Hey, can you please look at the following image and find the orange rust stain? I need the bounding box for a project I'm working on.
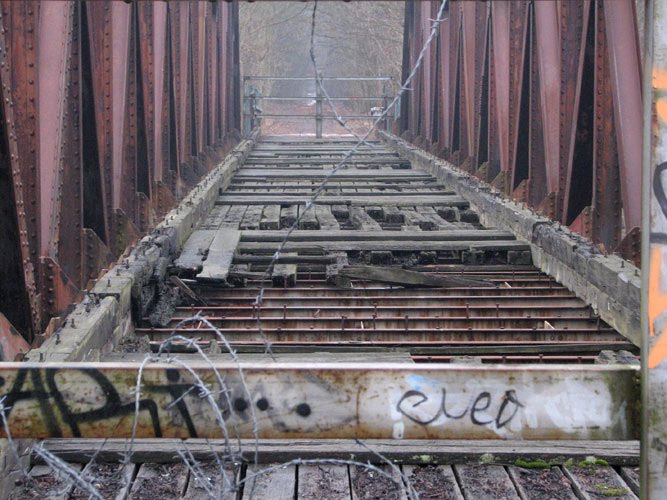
[649,245,667,368]
[654,68,667,89]
[658,100,667,125]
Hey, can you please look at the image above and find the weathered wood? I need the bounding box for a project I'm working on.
[70,463,135,500]
[384,206,405,224]
[104,352,415,364]
[9,463,82,500]
[331,204,350,220]
[0,362,639,440]
[173,230,217,272]
[272,254,297,287]
[351,465,404,500]
[619,467,639,496]
[239,230,515,243]
[260,205,281,230]
[239,205,263,230]
[196,230,241,282]
[234,168,430,179]
[403,465,464,500]
[315,205,340,230]
[221,205,248,229]
[217,195,469,207]
[454,465,519,499]
[280,205,298,228]
[366,206,385,221]
[183,463,238,499]
[129,463,189,499]
[200,205,230,230]
[298,465,350,500]
[237,239,530,254]
[338,266,494,288]
[507,465,577,500]
[298,205,320,230]
[349,207,383,231]
[562,465,637,499]
[242,464,294,500]
[38,439,641,466]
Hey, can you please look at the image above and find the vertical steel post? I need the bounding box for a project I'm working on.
[643,0,667,496]
[242,78,253,138]
[315,77,323,138]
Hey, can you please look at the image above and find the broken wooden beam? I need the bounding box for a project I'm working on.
[338,266,495,288]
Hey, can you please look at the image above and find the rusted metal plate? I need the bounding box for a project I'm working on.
[0,362,638,440]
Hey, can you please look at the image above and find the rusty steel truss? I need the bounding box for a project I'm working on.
[0,1,241,352]
[399,0,643,265]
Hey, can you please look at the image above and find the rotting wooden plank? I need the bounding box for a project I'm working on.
[70,463,136,500]
[38,439,641,467]
[454,465,519,499]
[129,463,189,499]
[298,465,350,500]
[331,204,350,221]
[239,205,263,230]
[403,465,464,500]
[280,205,298,228]
[349,207,383,231]
[562,465,637,499]
[9,463,82,500]
[242,464,294,500]
[173,230,218,272]
[237,239,530,254]
[384,206,405,224]
[260,205,281,230]
[507,466,577,500]
[196,230,241,282]
[239,229,515,242]
[216,195,469,207]
[234,168,431,179]
[337,266,494,288]
[619,467,639,496]
[104,352,416,364]
[315,205,340,230]
[0,363,639,440]
[351,465,404,500]
[298,205,320,230]
[272,253,297,288]
[221,205,248,229]
[183,463,239,499]
[200,205,230,230]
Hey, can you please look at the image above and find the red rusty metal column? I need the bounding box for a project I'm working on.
[644,0,667,495]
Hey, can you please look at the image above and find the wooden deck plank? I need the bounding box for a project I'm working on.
[9,463,82,500]
[260,205,281,230]
[619,467,639,495]
[454,465,519,499]
[403,465,464,500]
[70,463,136,500]
[129,463,189,499]
[280,205,298,228]
[242,464,294,500]
[196,229,241,282]
[298,205,320,230]
[239,230,515,242]
[217,195,469,207]
[349,206,383,231]
[200,205,230,230]
[173,230,217,272]
[562,465,638,499]
[351,465,404,500]
[298,464,350,500]
[239,205,264,230]
[182,463,239,499]
[237,239,530,253]
[508,465,578,500]
[315,205,340,230]
[1,363,638,440]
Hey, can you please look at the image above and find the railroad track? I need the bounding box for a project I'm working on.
[7,136,640,499]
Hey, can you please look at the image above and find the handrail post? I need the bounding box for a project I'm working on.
[315,77,323,138]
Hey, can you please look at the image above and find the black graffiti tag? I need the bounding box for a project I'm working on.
[397,387,524,430]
